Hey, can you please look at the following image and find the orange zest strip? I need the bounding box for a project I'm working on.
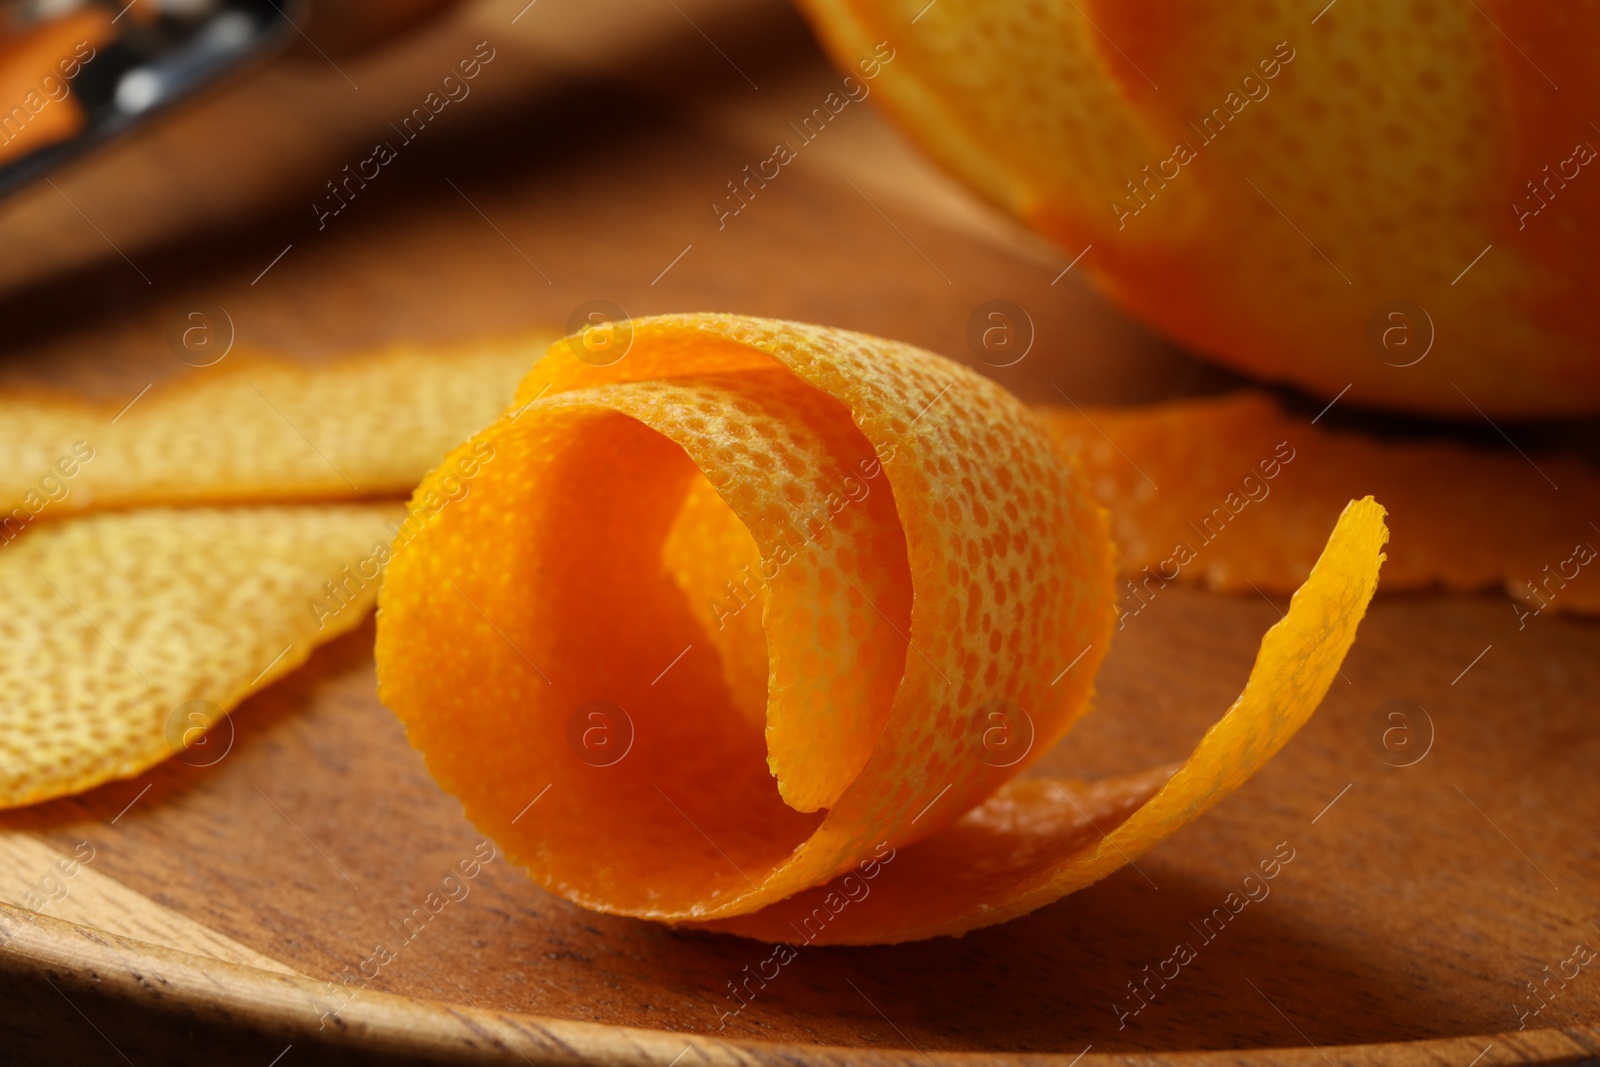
[704,497,1386,943]
[375,314,1384,942]
[0,338,543,533]
[1035,392,1599,619]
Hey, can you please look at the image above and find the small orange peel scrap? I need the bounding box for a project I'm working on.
[375,314,1387,943]
[0,7,114,167]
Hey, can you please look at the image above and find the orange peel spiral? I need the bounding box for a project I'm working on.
[375,314,1387,943]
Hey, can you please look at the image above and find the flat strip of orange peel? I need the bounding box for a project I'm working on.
[375,314,1386,942]
[1034,392,1597,618]
[0,337,542,526]
[0,504,398,808]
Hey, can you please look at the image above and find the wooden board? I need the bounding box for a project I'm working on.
[1,8,1598,1065]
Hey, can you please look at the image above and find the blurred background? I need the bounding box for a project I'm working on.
[0,0,1265,421]
[0,0,1596,441]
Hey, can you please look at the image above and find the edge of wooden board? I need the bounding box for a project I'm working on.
[2,900,1597,1066]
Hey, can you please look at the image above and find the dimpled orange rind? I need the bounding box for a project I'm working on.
[375,314,1387,941]
[1036,392,1599,617]
[794,0,1600,417]
[0,336,543,528]
[0,504,398,808]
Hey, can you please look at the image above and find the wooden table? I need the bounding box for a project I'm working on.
[0,2,1596,1063]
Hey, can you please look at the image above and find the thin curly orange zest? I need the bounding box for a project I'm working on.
[375,315,1386,941]
[705,495,1386,943]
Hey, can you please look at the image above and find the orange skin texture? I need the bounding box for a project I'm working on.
[795,0,1600,417]
[1036,392,1600,619]
[375,315,1388,943]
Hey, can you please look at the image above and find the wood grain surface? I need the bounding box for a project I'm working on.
[0,6,1597,1064]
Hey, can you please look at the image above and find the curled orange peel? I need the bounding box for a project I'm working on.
[374,314,1386,942]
